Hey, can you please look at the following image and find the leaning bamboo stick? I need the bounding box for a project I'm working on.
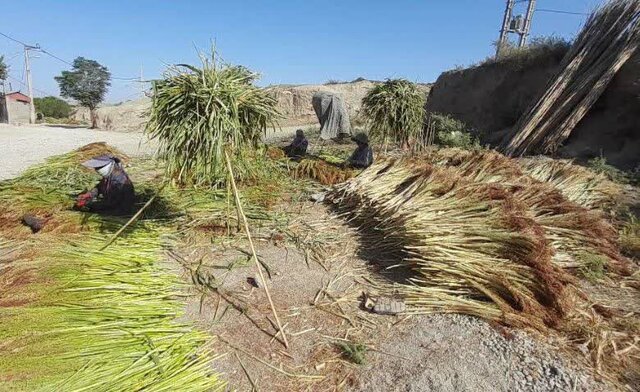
[224,150,290,349]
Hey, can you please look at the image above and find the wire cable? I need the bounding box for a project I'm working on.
[5,74,57,97]
[536,8,589,16]
[1,30,141,81]
[0,31,32,47]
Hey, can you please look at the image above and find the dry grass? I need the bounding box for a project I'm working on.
[327,148,639,383]
[293,159,356,186]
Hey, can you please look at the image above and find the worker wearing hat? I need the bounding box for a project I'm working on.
[75,155,135,215]
[347,132,373,169]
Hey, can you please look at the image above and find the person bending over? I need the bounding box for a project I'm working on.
[75,155,135,215]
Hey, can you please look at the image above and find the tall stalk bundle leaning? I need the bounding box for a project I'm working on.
[145,51,281,186]
[361,79,426,149]
[501,0,640,156]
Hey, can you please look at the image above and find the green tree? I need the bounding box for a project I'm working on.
[34,96,72,119]
[55,57,110,128]
[0,56,7,81]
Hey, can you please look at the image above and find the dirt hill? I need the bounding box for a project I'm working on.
[73,80,431,132]
[425,47,640,170]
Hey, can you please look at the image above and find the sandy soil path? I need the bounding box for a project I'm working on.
[0,124,157,180]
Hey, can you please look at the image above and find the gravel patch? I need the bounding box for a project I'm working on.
[0,124,157,180]
[352,313,611,392]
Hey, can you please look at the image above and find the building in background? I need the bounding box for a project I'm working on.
[0,91,31,124]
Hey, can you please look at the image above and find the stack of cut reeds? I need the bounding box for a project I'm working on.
[517,157,622,209]
[328,149,638,380]
[501,0,640,156]
[293,158,356,186]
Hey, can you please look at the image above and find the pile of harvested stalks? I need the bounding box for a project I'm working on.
[0,144,250,390]
[361,79,426,148]
[328,149,638,381]
[293,159,356,186]
[145,49,281,186]
[517,157,622,209]
[501,0,640,156]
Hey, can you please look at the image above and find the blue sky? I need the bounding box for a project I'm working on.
[1,0,602,103]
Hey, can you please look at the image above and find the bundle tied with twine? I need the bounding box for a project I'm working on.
[500,0,640,156]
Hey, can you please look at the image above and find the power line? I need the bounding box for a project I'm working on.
[5,74,57,96]
[536,8,589,16]
[0,30,141,81]
[0,31,32,47]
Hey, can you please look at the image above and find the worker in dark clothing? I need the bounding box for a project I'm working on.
[347,132,373,168]
[75,155,135,215]
[283,129,309,160]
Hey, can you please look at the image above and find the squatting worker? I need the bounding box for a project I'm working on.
[75,155,135,215]
[347,132,373,169]
[283,129,309,159]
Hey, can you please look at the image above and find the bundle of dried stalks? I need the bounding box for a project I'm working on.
[501,0,640,156]
[329,158,569,329]
[517,157,622,209]
[328,151,638,381]
[423,149,630,274]
[294,159,356,186]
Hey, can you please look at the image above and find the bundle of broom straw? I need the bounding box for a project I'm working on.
[328,151,638,381]
[501,0,640,156]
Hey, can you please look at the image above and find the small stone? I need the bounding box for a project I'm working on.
[315,363,326,371]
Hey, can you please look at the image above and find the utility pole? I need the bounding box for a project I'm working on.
[519,0,537,47]
[497,0,515,57]
[23,44,40,124]
[496,0,536,58]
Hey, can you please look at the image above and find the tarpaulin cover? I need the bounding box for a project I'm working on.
[312,92,352,140]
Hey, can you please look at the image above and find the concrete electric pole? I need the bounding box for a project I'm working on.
[23,44,40,124]
[496,0,536,58]
[519,0,537,47]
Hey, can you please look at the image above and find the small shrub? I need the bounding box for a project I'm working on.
[34,96,72,119]
[481,36,571,69]
[577,251,608,282]
[587,156,629,184]
[428,113,480,149]
[337,341,367,365]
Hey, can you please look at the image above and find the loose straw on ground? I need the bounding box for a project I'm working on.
[224,150,290,349]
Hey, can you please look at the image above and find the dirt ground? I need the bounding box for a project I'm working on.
[0,124,156,180]
[172,199,614,392]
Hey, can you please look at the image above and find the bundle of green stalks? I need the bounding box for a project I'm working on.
[293,158,356,186]
[145,50,281,187]
[361,79,426,148]
[0,144,289,390]
[1,223,226,391]
[517,157,621,209]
